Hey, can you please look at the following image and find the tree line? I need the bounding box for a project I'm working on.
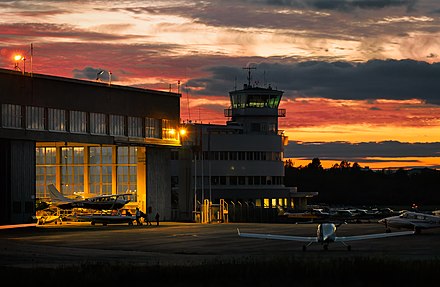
[284,158,440,208]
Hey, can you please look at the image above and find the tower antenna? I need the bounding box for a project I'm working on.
[186,84,191,122]
[242,66,256,87]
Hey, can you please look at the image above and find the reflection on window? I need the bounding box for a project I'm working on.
[110,114,125,136]
[70,111,87,133]
[128,117,143,137]
[145,117,160,138]
[1,104,22,128]
[90,112,107,135]
[26,106,45,130]
[162,119,178,140]
[48,108,66,132]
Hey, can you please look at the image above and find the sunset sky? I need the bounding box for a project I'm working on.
[1,0,439,169]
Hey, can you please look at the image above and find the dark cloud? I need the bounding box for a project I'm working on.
[72,67,116,81]
[191,59,440,105]
[284,140,440,159]
[260,0,418,11]
[0,23,137,42]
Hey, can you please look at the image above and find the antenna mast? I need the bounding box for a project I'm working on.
[242,66,256,87]
[185,84,191,122]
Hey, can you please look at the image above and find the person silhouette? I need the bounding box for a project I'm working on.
[155,212,160,226]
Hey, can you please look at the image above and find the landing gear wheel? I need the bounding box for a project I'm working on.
[302,245,307,251]
[91,221,95,226]
[347,245,351,251]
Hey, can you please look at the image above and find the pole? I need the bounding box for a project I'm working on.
[201,129,204,205]
[208,130,211,202]
[30,43,33,76]
[194,152,197,222]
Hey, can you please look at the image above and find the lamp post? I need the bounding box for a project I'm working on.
[14,55,25,74]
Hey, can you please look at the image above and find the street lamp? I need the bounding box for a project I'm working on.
[14,54,25,74]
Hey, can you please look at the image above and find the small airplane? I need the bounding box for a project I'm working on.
[237,223,415,251]
[47,184,133,211]
[76,214,136,226]
[378,210,440,234]
[276,206,329,222]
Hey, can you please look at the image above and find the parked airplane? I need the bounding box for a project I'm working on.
[47,184,133,211]
[276,206,329,222]
[378,210,440,234]
[76,214,136,226]
[237,223,414,251]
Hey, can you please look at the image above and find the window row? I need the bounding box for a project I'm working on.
[1,104,178,140]
[184,151,282,161]
[194,175,283,186]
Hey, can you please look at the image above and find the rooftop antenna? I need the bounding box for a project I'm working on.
[242,66,256,87]
[186,84,191,122]
[263,70,266,87]
[30,43,33,77]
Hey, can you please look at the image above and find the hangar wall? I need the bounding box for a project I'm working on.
[0,139,35,224]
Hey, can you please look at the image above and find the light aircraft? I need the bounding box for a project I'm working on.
[76,214,136,226]
[47,184,133,211]
[237,223,414,251]
[276,206,329,222]
[378,210,440,234]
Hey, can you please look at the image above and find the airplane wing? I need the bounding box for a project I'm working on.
[237,228,318,242]
[335,230,415,242]
[89,193,135,199]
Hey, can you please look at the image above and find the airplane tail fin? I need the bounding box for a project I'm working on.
[47,184,73,203]
[276,205,285,216]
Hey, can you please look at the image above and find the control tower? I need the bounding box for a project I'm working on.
[224,68,286,135]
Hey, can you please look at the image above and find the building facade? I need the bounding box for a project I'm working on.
[0,68,181,225]
[172,83,317,222]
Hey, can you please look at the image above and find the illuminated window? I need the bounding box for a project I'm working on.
[162,119,178,140]
[26,106,45,130]
[1,104,22,128]
[90,112,107,135]
[117,146,137,197]
[36,147,56,199]
[61,147,84,196]
[263,198,270,208]
[48,108,66,132]
[70,111,87,133]
[271,198,277,208]
[89,146,112,195]
[255,199,261,207]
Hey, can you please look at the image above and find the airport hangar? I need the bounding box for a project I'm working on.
[0,68,181,225]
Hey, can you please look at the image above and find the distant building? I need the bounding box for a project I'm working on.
[172,81,317,221]
[0,68,181,225]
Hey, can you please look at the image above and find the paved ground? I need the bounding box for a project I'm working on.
[1,221,439,268]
